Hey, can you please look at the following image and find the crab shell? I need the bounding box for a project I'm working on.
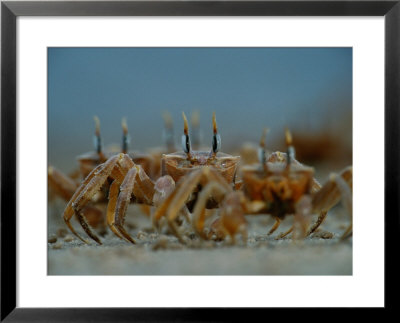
[241,152,315,203]
[76,151,108,178]
[161,151,240,184]
[126,151,154,178]
[77,150,154,179]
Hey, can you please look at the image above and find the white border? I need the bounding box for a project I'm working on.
[17,17,384,307]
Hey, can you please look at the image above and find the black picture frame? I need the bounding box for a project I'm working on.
[1,0,398,321]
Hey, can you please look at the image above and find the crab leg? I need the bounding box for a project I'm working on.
[63,154,121,244]
[277,226,294,239]
[192,181,230,239]
[106,180,126,240]
[152,183,180,228]
[332,172,353,239]
[312,166,352,212]
[168,167,233,243]
[114,167,138,244]
[71,155,124,244]
[163,169,207,243]
[124,164,157,218]
[133,165,156,204]
[312,166,352,238]
[48,165,78,201]
[219,192,248,244]
[307,211,328,235]
[155,167,212,242]
[267,218,281,235]
[113,162,157,242]
[306,173,328,235]
[293,195,313,239]
[154,175,191,223]
[63,163,108,244]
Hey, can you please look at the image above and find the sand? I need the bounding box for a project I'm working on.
[48,202,352,275]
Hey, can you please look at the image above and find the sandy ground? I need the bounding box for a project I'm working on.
[48,200,352,275]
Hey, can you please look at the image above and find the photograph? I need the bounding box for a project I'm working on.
[47,47,353,275]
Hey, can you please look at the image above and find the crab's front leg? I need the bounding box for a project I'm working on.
[112,167,138,244]
[63,154,122,244]
[218,191,248,244]
[111,163,157,244]
[172,167,238,243]
[151,168,204,242]
[152,178,180,229]
[48,165,78,201]
[272,196,313,241]
[311,166,353,238]
[293,195,313,239]
[106,180,126,240]
[192,181,231,240]
[267,218,282,236]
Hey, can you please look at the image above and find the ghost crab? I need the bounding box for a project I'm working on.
[218,128,353,239]
[60,117,169,244]
[63,152,163,244]
[152,112,245,243]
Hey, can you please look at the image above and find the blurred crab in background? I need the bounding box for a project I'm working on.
[216,128,353,240]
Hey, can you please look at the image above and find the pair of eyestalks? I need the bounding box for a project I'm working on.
[93,116,131,159]
[181,111,221,161]
[258,127,296,172]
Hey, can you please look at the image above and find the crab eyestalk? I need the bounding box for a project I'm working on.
[162,111,175,152]
[93,116,105,161]
[258,128,269,173]
[210,112,221,159]
[285,128,295,169]
[181,112,192,160]
[121,117,130,154]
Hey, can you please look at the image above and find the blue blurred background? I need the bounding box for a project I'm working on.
[48,47,352,173]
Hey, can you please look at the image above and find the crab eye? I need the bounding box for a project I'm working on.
[285,128,296,166]
[212,133,221,153]
[93,135,102,154]
[182,134,191,154]
[258,147,266,165]
[93,116,102,154]
[287,146,295,165]
[122,133,130,153]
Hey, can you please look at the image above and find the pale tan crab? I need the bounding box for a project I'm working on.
[59,117,172,244]
[206,128,353,240]
[151,112,243,243]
